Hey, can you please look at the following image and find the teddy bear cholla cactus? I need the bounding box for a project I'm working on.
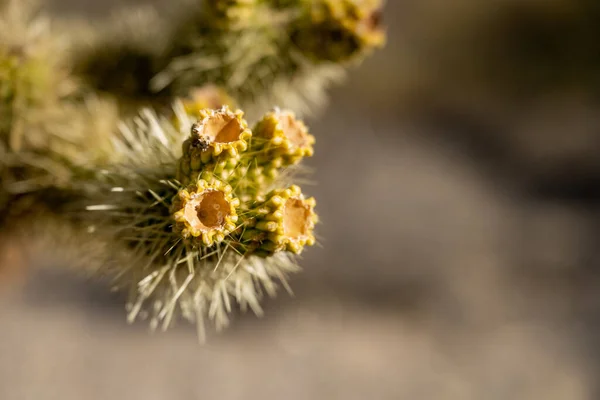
[84,105,317,338]
[0,0,385,338]
[245,185,317,255]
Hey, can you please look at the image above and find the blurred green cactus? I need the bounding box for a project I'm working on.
[290,0,386,62]
[71,0,386,117]
[177,106,252,184]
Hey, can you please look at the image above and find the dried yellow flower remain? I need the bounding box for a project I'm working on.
[178,106,252,183]
[192,106,252,157]
[172,178,240,246]
[250,185,317,255]
[253,108,315,169]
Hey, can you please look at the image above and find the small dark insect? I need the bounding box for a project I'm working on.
[191,123,211,151]
[192,136,211,151]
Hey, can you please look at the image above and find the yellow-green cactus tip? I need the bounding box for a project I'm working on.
[194,106,252,153]
[177,106,251,183]
[254,108,315,166]
[253,186,317,255]
[172,179,240,246]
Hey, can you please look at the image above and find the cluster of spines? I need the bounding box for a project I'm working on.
[83,104,319,333]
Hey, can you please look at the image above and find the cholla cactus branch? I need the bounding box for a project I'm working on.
[0,0,385,340]
[0,0,121,212]
[76,105,317,336]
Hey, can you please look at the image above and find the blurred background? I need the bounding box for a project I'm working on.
[2,0,600,398]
